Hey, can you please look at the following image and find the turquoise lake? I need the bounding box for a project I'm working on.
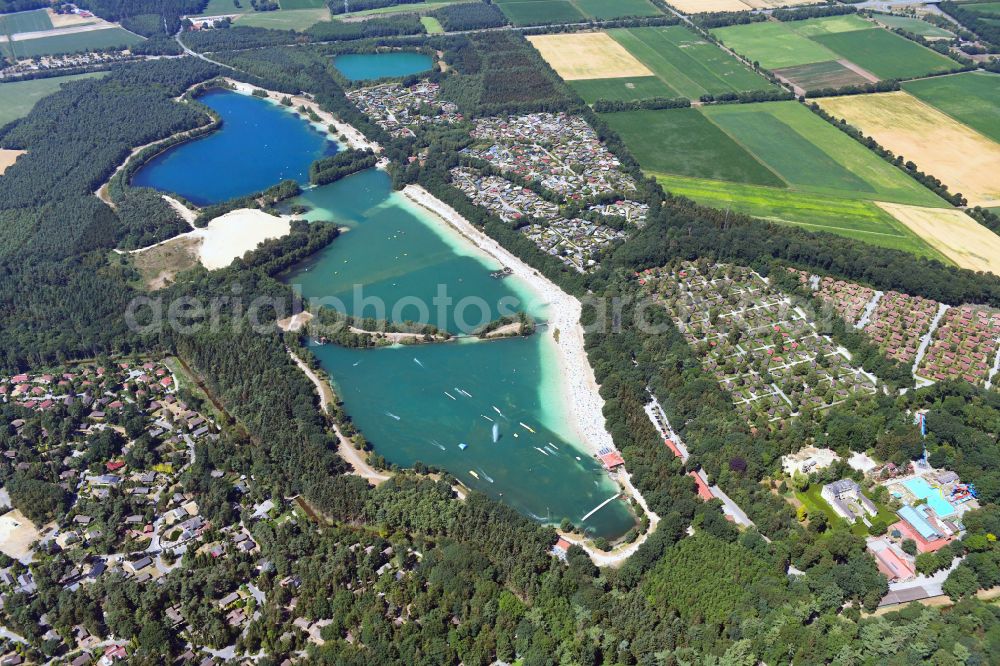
[131,90,337,206]
[133,90,635,538]
[287,171,635,538]
[333,52,434,81]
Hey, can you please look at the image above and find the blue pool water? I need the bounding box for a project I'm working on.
[903,477,956,518]
[333,52,434,81]
[132,89,337,206]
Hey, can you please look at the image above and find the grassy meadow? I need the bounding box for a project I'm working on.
[871,13,954,38]
[235,8,330,29]
[496,0,660,26]
[811,28,958,80]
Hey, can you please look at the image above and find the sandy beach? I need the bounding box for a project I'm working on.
[400,185,613,458]
[401,184,660,564]
[127,207,292,270]
[224,78,380,153]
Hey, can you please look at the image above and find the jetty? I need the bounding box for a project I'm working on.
[490,266,513,279]
[581,493,622,522]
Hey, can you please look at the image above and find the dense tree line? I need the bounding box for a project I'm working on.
[430,2,508,31]
[78,0,208,35]
[699,89,794,104]
[0,0,46,11]
[591,97,690,112]
[804,78,901,98]
[694,10,768,29]
[772,4,858,21]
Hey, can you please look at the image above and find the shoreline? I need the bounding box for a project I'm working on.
[400,184,614,459]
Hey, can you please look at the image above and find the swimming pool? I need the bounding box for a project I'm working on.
[903,477,956,518]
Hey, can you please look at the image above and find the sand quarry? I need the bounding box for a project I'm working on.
[876,202,1000,275]
[819,91,1000,208]
[528,32,653,81]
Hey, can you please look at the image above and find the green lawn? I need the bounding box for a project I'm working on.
[653,173,947,260]
[796,485,848,529]
[904,72,1000,144]
[609,25,775,99]
[3,27,144,59]
[0,8,52,34]
[601,108,785,186]
[711,21,837,70]
[0,72,106,126]
[812,28,959,80]
[420,15,444,33]
[495,0,586,26]
[702,102,946,205]
[871,13,955,38]
[235,8,330,29]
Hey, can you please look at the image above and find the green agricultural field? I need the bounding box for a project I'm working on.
[3,27,145,59]
[235,8,330,29]
[711,21,837,69]
[812,28,959,80]
[904,72,1000,144]
[0,72,106,126]
[570,76,675,103]
[0,8,52,34]
[201,0,250,13]
[420,15,444,32]
[495,0,585,26]
[281,0,326,8]
[601,108,785,186]
[574,0,661,19]
[871,12,955,38]
[702,102,944,205]
[784,13,873,37]
[655,173,947,260]
[608,25,776,99]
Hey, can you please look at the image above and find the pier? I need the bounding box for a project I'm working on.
[581,493,622,522]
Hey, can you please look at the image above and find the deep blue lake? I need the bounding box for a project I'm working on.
[333,52,434,81]
[131,89,337,206]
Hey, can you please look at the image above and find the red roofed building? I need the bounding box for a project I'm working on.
[869,543,915,582]
[689,471,714,501]
[160,376,173,388]
[598,449,625,471]
[664,438,683,458]
[890,519,954,553]
[106,461,126,472]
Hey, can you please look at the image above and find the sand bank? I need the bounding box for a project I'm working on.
[195,208,292,269]
[0,509,42,563]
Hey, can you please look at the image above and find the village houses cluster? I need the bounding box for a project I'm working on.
[346,81,461,139]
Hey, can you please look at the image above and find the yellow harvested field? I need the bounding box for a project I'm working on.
[667,0,816,11]
[527,32,653,81]
[818,91,1000,207]
[876,201,1000,274]
[0,149,25,175]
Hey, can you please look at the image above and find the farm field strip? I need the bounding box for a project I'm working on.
[665,0,818,12]
[871,12,954,38]
[527,32,653,80]
[569,76,675,103]
[497,0,661,26]
[875,202,1000,274]
[652,173,948,260]
[1,26,144,59]
[818,91,1000,207]
[0,8,53,35]
[903,72,1000,144]
[712,15,959,81]
[607,26,775,98]
[235,8,331,30]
